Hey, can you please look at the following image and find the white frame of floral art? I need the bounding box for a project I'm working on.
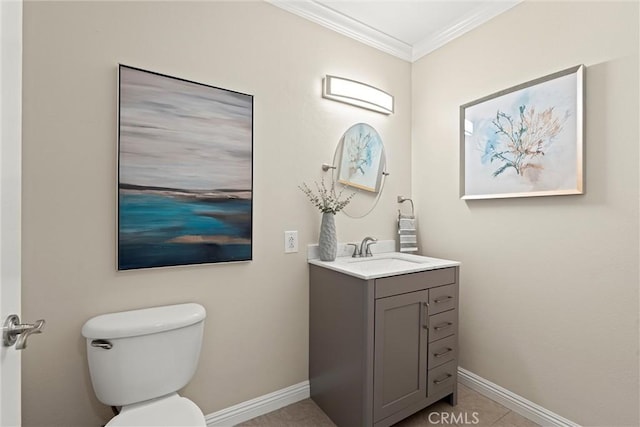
[460,65,585,200]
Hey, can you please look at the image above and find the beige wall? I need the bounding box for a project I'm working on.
[22,1,640,426]
[21,2,411,425]
[412,1,639,426]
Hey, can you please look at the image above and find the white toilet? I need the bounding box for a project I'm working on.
[82,303,207,426]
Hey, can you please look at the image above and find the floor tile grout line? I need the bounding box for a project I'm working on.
[490,410,513,426]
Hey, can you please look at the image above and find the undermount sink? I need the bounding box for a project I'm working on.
[345,253,426,263]
[340,257,424,275]
[309,251,459,280]
[342,253,427,267]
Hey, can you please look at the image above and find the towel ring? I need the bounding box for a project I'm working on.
[397,196,414,218]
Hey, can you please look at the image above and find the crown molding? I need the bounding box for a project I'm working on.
[411,0,523,62]
[267,0,523,64]
[266,0,413,62]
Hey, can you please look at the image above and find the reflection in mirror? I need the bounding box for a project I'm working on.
[330,123,388,218]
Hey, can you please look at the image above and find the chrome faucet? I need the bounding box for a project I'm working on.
[360,236,377,257]
[347,243,361,258]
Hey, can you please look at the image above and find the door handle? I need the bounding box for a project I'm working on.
[422,302,429,329]
[2,314,45,350]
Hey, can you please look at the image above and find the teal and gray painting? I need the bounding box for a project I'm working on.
[118,65,253,270]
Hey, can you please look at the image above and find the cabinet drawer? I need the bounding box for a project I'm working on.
[428,309,456,342]
[429,284,457,315]
[375,268,455,299]
[428,335,457,369]
[428,360,456,397]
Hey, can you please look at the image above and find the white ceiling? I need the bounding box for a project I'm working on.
[267,0,522,62]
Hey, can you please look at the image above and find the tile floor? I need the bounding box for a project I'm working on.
[238,384,540,427]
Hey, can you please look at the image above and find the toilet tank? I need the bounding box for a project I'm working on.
[82,303,206,407]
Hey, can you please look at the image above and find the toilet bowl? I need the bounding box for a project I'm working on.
[82,303,207,426]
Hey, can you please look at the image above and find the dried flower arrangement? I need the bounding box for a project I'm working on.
[299,178,355,214]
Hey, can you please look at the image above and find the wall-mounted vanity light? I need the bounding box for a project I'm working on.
[322,75,394,115]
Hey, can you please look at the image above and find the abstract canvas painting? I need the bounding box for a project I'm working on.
[337,123,384,193]
[460,65,584,199]
[118,65,253,270]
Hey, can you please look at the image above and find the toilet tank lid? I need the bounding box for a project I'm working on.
[82,303,206,339]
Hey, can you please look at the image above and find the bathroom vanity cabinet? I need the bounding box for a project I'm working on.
[309,264,459,427]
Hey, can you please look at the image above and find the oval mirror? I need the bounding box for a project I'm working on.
[330,123,388,218]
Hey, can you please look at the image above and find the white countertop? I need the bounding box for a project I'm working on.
[308,251,460,280]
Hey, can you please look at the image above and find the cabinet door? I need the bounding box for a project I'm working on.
[373,290,428,422]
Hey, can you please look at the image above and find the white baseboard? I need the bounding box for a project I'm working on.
[205,371,578,427]
[457,368,580,427]
[205,381,310,426]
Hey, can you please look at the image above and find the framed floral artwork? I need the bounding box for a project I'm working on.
[460,65,585,200]
[336,123,385,193]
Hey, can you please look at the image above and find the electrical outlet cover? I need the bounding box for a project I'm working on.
[284,231,298,253]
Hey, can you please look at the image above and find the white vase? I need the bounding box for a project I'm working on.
[318,212,337,261]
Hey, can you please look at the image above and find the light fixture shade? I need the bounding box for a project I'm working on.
[322,75,394,115]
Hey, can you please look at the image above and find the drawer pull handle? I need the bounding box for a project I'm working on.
[433,373,453,385]
[434,322,453,331]
[434,296,453,303]
[434,347,453,358]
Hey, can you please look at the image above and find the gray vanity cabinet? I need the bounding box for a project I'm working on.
[309,264,459,427]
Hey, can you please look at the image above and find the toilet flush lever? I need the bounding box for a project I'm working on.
[91,339,113,350]
[2,314,45,350]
